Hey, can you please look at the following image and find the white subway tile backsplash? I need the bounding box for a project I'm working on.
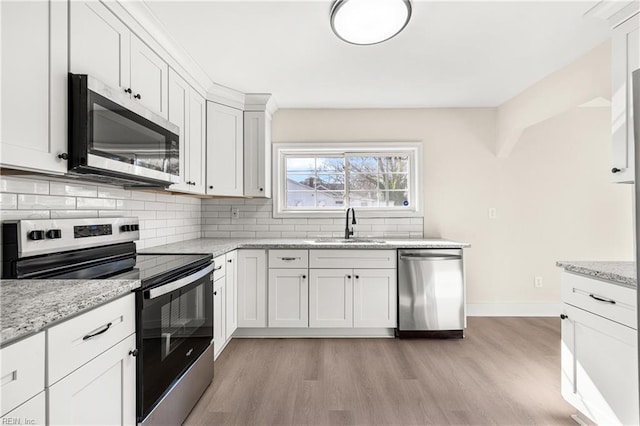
[1,193,17,209]
[0,177,49,195]
[131,191,156,201]
[18,194,75,210]
[230,231,255,238]
[97,186,131,199]
[117,199,146,210]
[145,201,166,211]
[1,210,49,220]
[51,210,98,219]
[50,182,97,197]
[77,197,116,209]
[99,210,130,218]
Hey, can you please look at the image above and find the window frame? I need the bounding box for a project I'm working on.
[273,142,423,218]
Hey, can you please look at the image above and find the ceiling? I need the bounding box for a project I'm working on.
[144,0,611,108]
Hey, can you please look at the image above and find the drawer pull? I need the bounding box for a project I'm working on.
[560,314,568,320]
[280,257,300,261]
[83,322,112,341]
[589,294,616,304]
[1,370,17,387]
[214,265,223,271]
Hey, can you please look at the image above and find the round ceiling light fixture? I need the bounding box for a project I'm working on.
[330,0,412,45]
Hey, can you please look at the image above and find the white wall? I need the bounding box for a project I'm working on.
[0,175,202,250]
[270,43,634,311]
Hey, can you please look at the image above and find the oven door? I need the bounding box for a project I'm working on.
[69,73,180,186]
[137,263,214,421]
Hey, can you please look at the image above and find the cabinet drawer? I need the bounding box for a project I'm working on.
[562,272,636,329]
[0,391,45,425]
[0,332,45,417]
[48,294,135,385]
[309,250,396,269]
[269,250,308,268]
[214,254,226,279]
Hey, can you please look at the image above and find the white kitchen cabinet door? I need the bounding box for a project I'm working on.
[225,251,238,338]
[309,269,353,328]
[0,392,45,426]
[168,69,190,193]
[188,91,206,193]
[130,35,169,119]
[353,269,397,328]
[48,333,136,426]
[237,250,267,328]
[1,0,67,174]
[244,111,272,198]
[561,304,639,426]
[69,0,130,93]
[0,332,44,417]
[206,102,244,196]
[611,13,639,183]
[268,269,309,328]
[213,277,226,359]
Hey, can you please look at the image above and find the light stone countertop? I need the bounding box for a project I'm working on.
[556,261,636,289]
[139,237,470,256]
[0,278,140,347]
[1,237,468,347]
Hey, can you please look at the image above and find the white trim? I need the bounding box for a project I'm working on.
[467,302,561,317]
[272,141,423,219]
[232,327,395,338]
[245,94,278,116]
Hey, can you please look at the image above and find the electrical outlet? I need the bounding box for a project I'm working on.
[534,276,543,288]
[231,208,239,219]
[488,208,497,219]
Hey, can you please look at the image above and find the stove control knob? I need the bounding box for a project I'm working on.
[121,225,132,232]
[46,229,62,239]
[131,224,139,231]
[28,230,45,240]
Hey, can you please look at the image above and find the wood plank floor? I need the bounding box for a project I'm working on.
[185,317,578,426]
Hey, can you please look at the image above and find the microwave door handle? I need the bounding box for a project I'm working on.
[147,263,215,299]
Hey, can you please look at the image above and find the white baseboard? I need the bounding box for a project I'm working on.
[233,327,395,338]
[467,302,560,317]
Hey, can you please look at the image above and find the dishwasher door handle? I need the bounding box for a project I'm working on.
[399,254,461,261]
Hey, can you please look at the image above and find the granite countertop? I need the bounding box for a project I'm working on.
[2,237,468,347]
[140,237,470,257]
[0,278,140,347]
[556,261,637,289]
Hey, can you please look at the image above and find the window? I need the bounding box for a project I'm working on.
[274,142,422,217]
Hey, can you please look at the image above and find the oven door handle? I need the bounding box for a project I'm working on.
[147,263,215,300]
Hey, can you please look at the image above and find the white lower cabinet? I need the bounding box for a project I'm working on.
[0,392,46,426]
[309,269,354,328]
[48,333,137,426]
[560,272,638,426]
[237,250,267,327]
[268,269,309,327]
[353,269,397,328]
[213,277,226,358]
[225,250,238,337]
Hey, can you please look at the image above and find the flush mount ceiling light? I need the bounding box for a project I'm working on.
[330,0,412,45]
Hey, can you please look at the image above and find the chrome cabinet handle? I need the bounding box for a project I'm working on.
[589,294,616,304]
[83,322,112,341]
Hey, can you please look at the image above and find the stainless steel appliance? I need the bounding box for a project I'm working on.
[1,218,214,425]
[67,73,180,187]
[397,249,465,338]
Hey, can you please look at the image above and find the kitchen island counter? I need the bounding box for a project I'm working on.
[556,261,636,289]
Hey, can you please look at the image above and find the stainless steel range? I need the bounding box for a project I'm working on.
[1,218,215,425]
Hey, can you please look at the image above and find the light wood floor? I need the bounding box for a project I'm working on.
[185,317,577,426]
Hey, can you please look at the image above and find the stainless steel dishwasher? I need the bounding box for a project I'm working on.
[397,249,465,338]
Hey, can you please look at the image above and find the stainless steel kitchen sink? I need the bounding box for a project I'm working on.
[306,238,386,244]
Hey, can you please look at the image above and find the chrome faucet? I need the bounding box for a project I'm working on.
[344,208,356,239]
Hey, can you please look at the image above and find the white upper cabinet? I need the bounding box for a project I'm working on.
[244,109,272,198]
[70,1,168,119]
[206,102,244,196]
[611,13,639,183]
[130,35,169,118]
[168,69,206,194]
[1,0,67,174]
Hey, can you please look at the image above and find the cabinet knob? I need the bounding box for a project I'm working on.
[213,291,217,296]
[228,259,232,263]
[611,167,622,173]
[355,275,360,279]
[209,185,214,189]
[57,153,68,160]
[560,314,568,320]
[134,93,142,100]
[347,275,352,279]
[124,88,132,94]
[302,275,306,279]
[259,188,264,192]
[129,349,139,357]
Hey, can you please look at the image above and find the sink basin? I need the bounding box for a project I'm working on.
[306,238,386,244]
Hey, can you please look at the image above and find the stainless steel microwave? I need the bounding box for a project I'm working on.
[67,73,180,187]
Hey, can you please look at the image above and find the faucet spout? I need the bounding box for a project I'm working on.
[345,208,356,239]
